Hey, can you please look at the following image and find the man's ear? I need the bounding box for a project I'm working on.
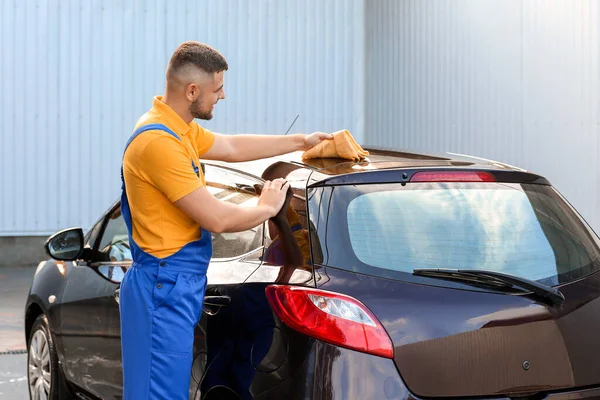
[186,83,200,101]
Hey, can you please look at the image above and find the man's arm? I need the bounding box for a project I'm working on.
[202,132,332,163]
[136,135,290,233]
[174,179,289,233]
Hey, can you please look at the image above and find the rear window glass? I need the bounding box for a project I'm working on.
[343,182,600,286]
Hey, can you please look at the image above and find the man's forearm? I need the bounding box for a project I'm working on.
[219,203,274,233]
[228,134,305,162]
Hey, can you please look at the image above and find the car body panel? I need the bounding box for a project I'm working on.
[26,259,68,337]
[58,260,123,398]
[315,266,600,398]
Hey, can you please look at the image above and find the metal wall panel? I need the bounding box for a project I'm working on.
[0,0,366,235]
[366,0,600,230]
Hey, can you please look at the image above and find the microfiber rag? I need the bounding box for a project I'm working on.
[301,129,369,162]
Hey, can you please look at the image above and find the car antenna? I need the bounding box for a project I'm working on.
[284,114,300,135]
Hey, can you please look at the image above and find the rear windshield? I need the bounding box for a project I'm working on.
[322,182,600,286]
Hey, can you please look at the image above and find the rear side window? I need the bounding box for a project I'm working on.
[335,182,600,286]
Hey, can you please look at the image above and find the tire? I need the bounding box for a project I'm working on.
[202,386,242,400]
[27,314,65,400]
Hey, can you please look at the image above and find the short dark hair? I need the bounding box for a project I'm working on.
[167,41,228,76]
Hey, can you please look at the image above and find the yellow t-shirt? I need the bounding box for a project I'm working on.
[122,96,216,258]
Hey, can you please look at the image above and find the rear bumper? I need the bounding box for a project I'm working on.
[255,340,600,400]
[545,387,600,399]
[255,340,412,400]
[407,387,600,400]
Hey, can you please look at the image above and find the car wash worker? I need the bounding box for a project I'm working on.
[119,41,332,399]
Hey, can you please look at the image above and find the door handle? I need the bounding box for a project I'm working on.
[114,288,120,304]
[203,295,231,307]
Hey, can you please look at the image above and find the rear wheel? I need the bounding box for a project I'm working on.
[201,386,242,400]
[27,314,61,400]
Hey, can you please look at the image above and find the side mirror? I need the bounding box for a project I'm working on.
[45,228,84,261]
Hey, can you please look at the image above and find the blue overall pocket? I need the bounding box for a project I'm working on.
[152,270,185,309]
[151,271,207,354]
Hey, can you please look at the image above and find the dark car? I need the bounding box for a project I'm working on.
[25,148,600,400]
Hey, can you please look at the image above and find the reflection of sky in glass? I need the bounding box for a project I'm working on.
[347,185,558,281]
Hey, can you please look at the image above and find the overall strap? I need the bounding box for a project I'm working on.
[125,123,180,151]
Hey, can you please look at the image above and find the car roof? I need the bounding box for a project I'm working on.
[204,147,545,188]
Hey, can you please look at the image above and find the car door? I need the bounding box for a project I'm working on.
[193,165,267,399]
[59,204,130,399]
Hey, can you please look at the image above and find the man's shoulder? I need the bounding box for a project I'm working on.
[125,131,182,158]
[123,122,185,171]
[133,110,159,129]
[133,112,172,135]
[128,113,181,147]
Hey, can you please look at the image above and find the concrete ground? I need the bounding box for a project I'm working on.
[0,266,34,352]
[0,266,37,399]
[0,354,27,398]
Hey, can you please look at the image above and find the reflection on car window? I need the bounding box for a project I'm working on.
[97,265,127,282]
[208,188,263,258]
[259,161,319,284]
[204,167,263,259]
[96,209,132,262]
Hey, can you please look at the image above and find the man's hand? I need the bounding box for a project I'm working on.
[302,132,333,151]
[258,178,290,217]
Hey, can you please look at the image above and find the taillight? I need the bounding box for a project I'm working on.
[410,171,496,182]
[265,285,393,359]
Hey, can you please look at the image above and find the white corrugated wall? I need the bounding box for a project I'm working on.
[0,0,366,235]
[2,0,600,236]
[366,1,600,230]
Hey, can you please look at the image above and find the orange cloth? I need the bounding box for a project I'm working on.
[302,129,369,162]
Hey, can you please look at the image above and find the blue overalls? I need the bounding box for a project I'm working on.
[119,124,211,399]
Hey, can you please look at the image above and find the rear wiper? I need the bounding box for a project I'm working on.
[413,268,565,306]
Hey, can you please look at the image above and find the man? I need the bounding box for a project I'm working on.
[119,41,332,399]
